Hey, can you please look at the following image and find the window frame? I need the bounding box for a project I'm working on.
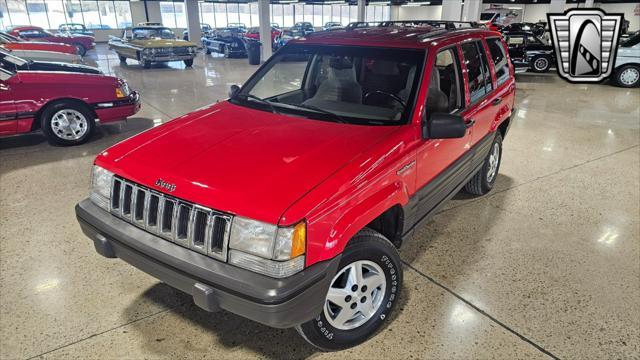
[485,36,511,87]
[428,45,466,115]
[460,39,493,106]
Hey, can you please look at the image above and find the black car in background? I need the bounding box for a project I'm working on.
[504,30,555,73]
[501,22,546,37]
[183,23,212,41]
[291,22,315,35]
[201,27,248,58]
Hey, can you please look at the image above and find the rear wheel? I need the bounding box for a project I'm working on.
[296,229,402,351]
[41,102,95,146]
[531,55,551,73]
[183,59,194,67]
[464,133,502,195]
[615,65,640,88]
[74,43,86,56]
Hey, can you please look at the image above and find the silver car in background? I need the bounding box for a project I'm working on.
[612,33,640,87]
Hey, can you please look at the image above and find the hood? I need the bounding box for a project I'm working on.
[97,101,400,224]
[131,39,197,48]
[19,60,101,74]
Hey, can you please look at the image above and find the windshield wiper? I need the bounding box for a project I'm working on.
[295,103,346,124]
[236,94,278,114]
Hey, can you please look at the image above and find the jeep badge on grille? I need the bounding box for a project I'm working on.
[155,178,176,192]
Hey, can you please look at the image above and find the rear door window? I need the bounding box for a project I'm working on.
[486,38,510,86]
[461,41,493,104]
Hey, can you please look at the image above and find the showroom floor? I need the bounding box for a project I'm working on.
[1,45,638,359]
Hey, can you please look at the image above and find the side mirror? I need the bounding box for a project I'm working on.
[423,113,467,139]
[228,84,240,98]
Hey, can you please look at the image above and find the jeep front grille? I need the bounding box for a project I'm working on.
[109,177,231,261]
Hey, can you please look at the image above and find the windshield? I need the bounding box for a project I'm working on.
[132,27,176,40]
[480,13,496,21]
[233,44,425,126]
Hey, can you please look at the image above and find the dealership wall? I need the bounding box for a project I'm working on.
[397,5,442,21]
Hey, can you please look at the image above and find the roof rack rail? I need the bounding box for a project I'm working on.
[377,20,486,30]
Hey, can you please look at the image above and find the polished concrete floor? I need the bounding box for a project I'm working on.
[0,45,638,359]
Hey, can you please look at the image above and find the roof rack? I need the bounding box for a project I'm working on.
[345,20,485,31]
[377,20,486,30]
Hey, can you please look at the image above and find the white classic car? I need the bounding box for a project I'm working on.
[613,32,640,87]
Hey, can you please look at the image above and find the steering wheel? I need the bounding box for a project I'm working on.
[364,90,407,110]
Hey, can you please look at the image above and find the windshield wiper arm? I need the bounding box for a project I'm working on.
[296,103,346,124]
[237,94,278,114]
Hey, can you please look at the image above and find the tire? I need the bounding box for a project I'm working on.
[223,45,230,58]
[143,60,152,69]
[74,43,86,56]
[40,102,95,146]
[296,229,402,351]
[205,47,211,55]
[464,132,503,195]
[183,59,194,67]
[614,65,640,88]
[530,55,551,73]
[118,55,127,63]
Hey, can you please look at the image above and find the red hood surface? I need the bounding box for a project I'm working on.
[3,41,77,54]
[97,101,400,224]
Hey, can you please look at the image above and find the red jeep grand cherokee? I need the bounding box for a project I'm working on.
[76,21,515,350]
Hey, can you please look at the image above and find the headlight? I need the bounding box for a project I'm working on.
[89,165,114,211]
[115,81,131,98]
[228,217,306,278]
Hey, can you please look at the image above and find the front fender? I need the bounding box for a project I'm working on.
[304,179,411,266]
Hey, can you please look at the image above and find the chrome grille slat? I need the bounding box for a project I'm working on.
[111,177,230,261]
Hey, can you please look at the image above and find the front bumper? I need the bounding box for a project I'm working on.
[93,91,141,123]
[75,199,340,328]
[141,54,196,62]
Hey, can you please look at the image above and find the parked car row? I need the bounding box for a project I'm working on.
[0,49,140,145]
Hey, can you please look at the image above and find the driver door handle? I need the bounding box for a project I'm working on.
[492,98,502,106]
[466,119,475,128]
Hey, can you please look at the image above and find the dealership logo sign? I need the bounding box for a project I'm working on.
[547,9,623,83]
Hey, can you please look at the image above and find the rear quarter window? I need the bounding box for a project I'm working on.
[461,41,493,104]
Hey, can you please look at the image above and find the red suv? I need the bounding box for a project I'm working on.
[76,21,515,350]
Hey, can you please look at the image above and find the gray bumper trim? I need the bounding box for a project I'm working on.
[76,199,340,328]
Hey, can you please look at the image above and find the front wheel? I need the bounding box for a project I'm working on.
[183,59,194,67]
[142,60,152,69]
[464,132,502,195]
[41,102,95,146]
[530,55,551,73]
[296,229,402,351]
[614,65,640,88]
[74,43,86,56]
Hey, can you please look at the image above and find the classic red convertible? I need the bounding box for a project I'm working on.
[1,31,78,55]
[0,53,140,145]
[7,25,95,56]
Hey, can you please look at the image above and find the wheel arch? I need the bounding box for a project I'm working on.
[32,97,96,131]
[321,181,410,259]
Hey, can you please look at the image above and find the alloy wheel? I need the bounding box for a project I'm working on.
[323,260,386,331]
[619,67,640,86]
[534,57,549,71]
[51,109,88,140]
[486,142,500,183]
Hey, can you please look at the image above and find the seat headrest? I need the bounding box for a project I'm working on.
[329,57,353,70]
